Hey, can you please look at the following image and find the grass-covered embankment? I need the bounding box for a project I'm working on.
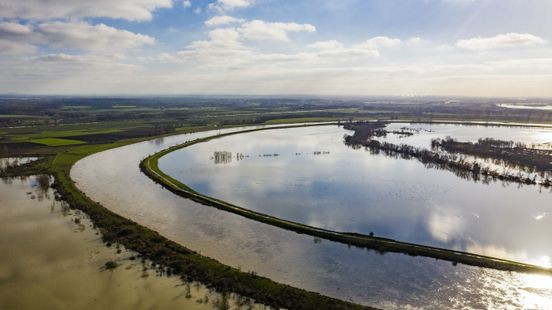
[141,123,552,276]
[2,126,369,310]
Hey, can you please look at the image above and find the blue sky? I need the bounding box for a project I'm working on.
[1,0,551,96]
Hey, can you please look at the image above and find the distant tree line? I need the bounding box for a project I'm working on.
[432,137,552,176]
[342,121,388,145]
[343,122,552,188]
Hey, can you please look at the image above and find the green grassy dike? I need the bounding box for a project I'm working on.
[3,126,370,310]
[141,123,552,277]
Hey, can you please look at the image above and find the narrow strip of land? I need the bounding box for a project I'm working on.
[141,123,552,276]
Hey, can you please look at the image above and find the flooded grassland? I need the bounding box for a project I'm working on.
[0,174,264,310]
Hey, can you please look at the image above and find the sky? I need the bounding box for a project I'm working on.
[0,0,551,97]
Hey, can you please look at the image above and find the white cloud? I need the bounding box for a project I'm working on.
[167,31,391,71]
[307,40,344,50]
[206,27,242,46]
[0,21,154,57]
[32,53,89,63]
[36,22,155,52]
[0,22,36,54]
[0,0,172,21]
[205,15,245,27]
[172,27,250,64]
[0,52,146,95]
[0,40,36,54]
[425,0,476,3]
[239,20,316,42]
[0,22,33,36]
[1,2,551,97]
[456,33,546,51]
[354,36,402,50]
[149,28,552,97]
[209,0,255,12]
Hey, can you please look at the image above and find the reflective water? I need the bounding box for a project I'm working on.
[498,104,552,111]
[382,123,552,148]
[0,175,262,309]
[161,124,552,266]
[72,124,552,309]
[0,157,37,169]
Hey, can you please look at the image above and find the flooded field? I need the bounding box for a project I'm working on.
[0,175,263,310]
[0,157,37,170]
[71,124,552,308]
[498,104,552,111]
[160,124,552,266]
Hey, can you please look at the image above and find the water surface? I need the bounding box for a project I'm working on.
[160,124,552,266]
[73,124,552,309]
[0,175,260,309]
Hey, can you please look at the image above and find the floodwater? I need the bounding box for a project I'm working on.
[160,123,552,266]
[0,157,37,169]
[0,175,262,310]
[72,124,552,309]
[498,103,552,111]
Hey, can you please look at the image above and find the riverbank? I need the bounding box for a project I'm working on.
[0,175,253,310]
[2,126,368,310]
[141,122,552,276]
[5,119,552,309]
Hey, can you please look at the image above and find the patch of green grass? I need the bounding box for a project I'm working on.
[0,114,46,119]
[12,129,121,141]
[30,138,86,146]
[112,105,137,109]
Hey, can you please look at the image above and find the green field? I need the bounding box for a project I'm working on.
[0,114,46,119]
[12,129,121,141]
[112,105,137,109]
[30,138,85,146]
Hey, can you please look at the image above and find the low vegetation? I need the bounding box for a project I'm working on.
[432,137,552,176]
[30,138,85,146]
[344,122,552,188]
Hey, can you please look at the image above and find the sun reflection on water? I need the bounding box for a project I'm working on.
[526,256,552,269]
[517,273,552,309]
[532,130,552,145]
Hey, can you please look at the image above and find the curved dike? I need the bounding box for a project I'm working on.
[142,124,552,275]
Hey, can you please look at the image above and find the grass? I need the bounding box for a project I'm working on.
[30,138,86,146]
[112,105,137,109]
[15,129,121,140]
[0,114,46,119]
[142,122,552,276]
